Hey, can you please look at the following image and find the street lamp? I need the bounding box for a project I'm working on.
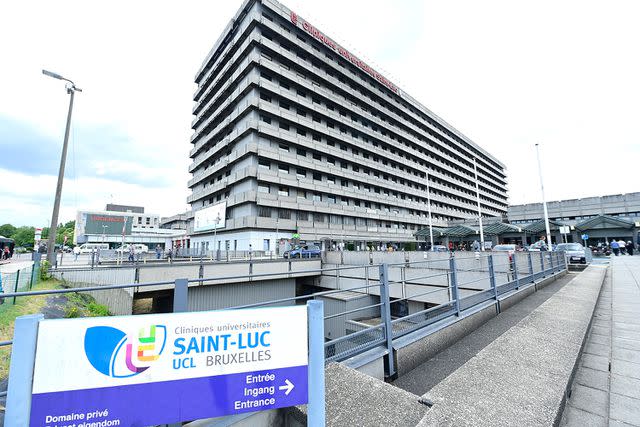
[535,144,552,246]
[473,158,485,251]
[425,170,434,251]
[213,214,221,261]
[43,69,82,265]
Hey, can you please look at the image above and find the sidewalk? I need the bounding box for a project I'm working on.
[561,256,640,426]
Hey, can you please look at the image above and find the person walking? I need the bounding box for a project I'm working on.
[618,239,626,255]
[128,245,135,263]
[155,245,162,260]
[626,241,635,256]
[610,240,620,256]
[537,236,549,251]
[73,245,80,261]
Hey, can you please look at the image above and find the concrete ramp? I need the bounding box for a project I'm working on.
[289,363,427,427]
[416,265,606,426]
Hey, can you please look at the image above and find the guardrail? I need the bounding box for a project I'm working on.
[0,251,567,388]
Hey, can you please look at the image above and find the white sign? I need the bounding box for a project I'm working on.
[194,201,227,232]
[559,226,571,234]
[30,306,308,426]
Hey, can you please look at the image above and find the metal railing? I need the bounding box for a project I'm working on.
[0,262,40,305]
[0,251,567,385]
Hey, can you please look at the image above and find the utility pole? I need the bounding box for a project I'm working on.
[535,144,552,246]
[43,69,82,265]
[473,158,485,251]
[425,171,434,251]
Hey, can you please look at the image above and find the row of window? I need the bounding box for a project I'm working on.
[256,206,423,230]
[257,59,506,197]
[258,13,505,175]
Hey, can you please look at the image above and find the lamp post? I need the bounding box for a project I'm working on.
[425,171,435,251]
[213,214,221,261]
[43,69,82,265]
[535,144,552,246]
[473,158,485,251]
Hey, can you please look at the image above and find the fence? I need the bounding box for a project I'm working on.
[0,251,567,392]
[0,262,40,305]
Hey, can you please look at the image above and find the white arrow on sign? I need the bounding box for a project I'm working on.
[279,379,294,396]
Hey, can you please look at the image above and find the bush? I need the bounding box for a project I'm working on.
[39,260,51,281]
[87,302,110,317]
[65,306,81,318]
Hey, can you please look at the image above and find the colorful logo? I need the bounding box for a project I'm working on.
[290,11,298,26]
[84,325,167,378]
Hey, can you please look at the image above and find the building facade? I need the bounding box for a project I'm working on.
[74,205,175,248]
[508,192,640,245]
[187,0,508,252]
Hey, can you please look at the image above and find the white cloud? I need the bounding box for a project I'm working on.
[0,168,188,227]
[1,0,639,228]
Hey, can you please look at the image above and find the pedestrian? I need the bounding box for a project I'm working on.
[618,239,626,255]
[128,245,135,262]
[627,241,634,256]
[166,247,173,262]
[537,236,549,251]
[448,241,454,252]
[73,245,80,261]
[610,240,620,256]
[155,244,162,260]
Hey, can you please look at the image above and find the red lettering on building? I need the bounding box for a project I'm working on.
[291,11,397,93]
[90,216,125,223]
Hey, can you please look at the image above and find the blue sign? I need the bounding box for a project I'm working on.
[581,234,589,241]
[28,307,309,426]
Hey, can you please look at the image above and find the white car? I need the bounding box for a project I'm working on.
[116,244,149,254]
[78,243,109,254]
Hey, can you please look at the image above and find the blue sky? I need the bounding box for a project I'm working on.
[1,0,639,227]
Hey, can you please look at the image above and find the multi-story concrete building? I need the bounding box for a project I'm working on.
[508,192,640,245]
[187,0,508,252]
[74,205,175,248]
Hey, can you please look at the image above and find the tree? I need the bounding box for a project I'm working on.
[0,224,16,238]
[12,226,36,247]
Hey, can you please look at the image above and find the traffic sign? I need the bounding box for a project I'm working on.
[27,306,309,426]
[581,234,589,241]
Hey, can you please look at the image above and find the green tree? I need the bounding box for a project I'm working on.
[11,226,36,247]
[0,224,16,238]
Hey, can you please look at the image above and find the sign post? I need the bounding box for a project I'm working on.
[7,303,325,426]
[559,226,571,244]
[582,233,589,247]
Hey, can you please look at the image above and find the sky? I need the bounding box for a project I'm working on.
[1,0,639,227]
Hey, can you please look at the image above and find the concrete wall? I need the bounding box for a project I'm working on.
[51,268,135,315]
[187,278,296,312]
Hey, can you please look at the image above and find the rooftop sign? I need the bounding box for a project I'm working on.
[29,306,308,426]
[290,11,399,94]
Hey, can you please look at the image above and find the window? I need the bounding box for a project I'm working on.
[297,190,307,199]
[260,93,272,102]
[260,115,271,124]
[298,211,309,221]
[313,213,325,222]
[326,157,335,165]
[313,172,322,181]
[258,159,270,169]
[296,168,306,177]
[278,164,289,174]
[258,207,272,218]
[279,122,290,131]
[313,153,321,161]
[313,192,321,202]
[278,209,291,219]
[278,186,289,196]
[297,148,307,157]
[258,184,270,193]
[327,176,335,184]
[279,143,289,152]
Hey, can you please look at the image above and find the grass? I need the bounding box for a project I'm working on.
[0,278,59,379]
[0,278,112,379]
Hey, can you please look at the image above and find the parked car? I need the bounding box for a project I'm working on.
[431,245,449,252]
[283,244,321,258]
[78,243,109,254]
[116,244,150,254]
[555,243,587,264]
